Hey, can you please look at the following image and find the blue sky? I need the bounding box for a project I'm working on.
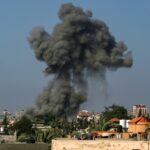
[0,0,150,112]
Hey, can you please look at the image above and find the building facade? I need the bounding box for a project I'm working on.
[132,104,148,117]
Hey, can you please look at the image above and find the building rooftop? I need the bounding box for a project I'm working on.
[110,118,120,123]
[128,117,149,123]
[77,111,93,117]
[133,104,146,108]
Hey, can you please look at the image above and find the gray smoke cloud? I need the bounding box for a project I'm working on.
[27,3,133,117]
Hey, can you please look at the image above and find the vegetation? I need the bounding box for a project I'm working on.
[96,115,112,131]
[13,115,34,142]
[9,105,131,147]
[13,116,32,133]
[2,115,9,135]
[102,104,129,121]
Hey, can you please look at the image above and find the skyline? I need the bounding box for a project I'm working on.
[0,0,150,112]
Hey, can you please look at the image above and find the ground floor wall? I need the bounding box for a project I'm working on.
[0,144,49,150]
[0,135,16,143]
[52,139,150,150]
[128,124,148,133]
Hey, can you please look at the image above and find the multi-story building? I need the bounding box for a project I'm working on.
[132,104,148,117]
[77,110,94,122]
[77,110,101,122]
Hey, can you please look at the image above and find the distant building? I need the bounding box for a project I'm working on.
[131,104,148,117]
[32,123,51,131]
[0,114,4,133]
[0,114,4,123]
[77,110,101,122]
[0,110,15,129]
[3,109,12,116]
[77,110,94,121]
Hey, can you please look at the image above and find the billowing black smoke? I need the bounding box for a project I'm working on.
[27,3,133,117]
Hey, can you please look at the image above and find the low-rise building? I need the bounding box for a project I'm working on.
[119,119,130,131]
[128,117,150,133]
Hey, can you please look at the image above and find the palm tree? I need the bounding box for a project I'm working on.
[96,115,112,131]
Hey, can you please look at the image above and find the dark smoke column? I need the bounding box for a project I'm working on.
[28,3,133,117]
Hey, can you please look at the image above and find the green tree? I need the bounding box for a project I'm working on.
[3,115,9,135]
[96,115,112,131]
[13,115,33,139]
[3,115,8,126]
[13,116,32,133]
[102,104,129,121]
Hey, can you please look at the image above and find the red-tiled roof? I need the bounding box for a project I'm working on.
[138,117,149,122]
[129,117,149,123]
[78,112,93,117]
[110,118,120,122]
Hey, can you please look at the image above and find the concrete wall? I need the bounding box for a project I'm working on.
[0,144,49,150]
[0,135,16,143]
[52,139,150,150]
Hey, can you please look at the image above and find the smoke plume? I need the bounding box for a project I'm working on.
[27,3,133,117]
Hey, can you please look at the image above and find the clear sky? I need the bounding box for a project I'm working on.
[0,0,150,113]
